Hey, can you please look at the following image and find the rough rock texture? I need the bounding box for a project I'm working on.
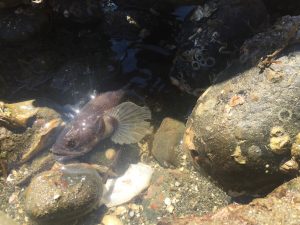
[158,176,300,225]
[152,117,185,167]
[0,211,19,225]
[49,0,103,22]
[0,0,23,9]
[169,0,268,95]
[0,100,62,177]
[263,0,300,18]
[142,167,230,224]
[24,163,103,224]
[183,16,300,193]
[0,6,49,42]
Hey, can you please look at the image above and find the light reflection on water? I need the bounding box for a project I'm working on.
[0,5,197,121]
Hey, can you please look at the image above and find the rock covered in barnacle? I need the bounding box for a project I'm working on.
[24,163,103,224]
[183,16,300,193]
[169,0,268,96]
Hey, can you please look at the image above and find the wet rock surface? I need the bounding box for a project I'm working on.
[184,15,300,193]
[152,117,185,167]
[159,176,300,225]
[24,163,103,224]
[0,1,299,225]
[0,6,49,42]
[49,0,104,22]
[0,0,24,9]
[0,211,19,225]
[0,100,62,177]
[169,0,268,95]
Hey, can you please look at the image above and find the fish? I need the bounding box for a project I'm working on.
[51,90,151,161]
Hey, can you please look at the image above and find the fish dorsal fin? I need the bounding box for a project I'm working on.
[106,102,151,145]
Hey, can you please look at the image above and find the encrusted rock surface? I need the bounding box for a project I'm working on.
[169,0,268,95]
[184,15,300,193]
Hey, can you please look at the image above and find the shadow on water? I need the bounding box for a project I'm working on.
[0,4,197,128]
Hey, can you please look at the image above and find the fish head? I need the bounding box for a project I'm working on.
[51,116,105,161]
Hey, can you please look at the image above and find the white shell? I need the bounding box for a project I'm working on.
[102,163,154,207]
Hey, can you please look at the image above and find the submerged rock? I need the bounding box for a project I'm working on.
[263,0,300,17]
[0,6,49,42]
[0,211,19,225]
[169,0,268,96]
[0,100,38,128]
[24,163,104,224]
[49,0,104,22]
[159,176,300,225]
[101,214,124,225]
[0,100,62,177]
[102,8,160,40]
[152,117,185,167]
[183,16,300,193]
[0,0,23,9]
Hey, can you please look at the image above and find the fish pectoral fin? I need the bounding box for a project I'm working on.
[105,102,151,145]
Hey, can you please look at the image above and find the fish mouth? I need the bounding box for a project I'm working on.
[54,154,79,163]
[51,145,84,160]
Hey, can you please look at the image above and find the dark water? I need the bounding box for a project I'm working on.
[0,5,196,126]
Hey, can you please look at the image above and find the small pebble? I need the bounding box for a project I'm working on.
[115,206,127,215]
[129,211,135,218]
[175,181,180,187]
[164,197,171,206]
[105,148,117,160]
[101,215,123,225]
[8,193,18,204]
[166,205,175,213]
[171,198,177,204]
[53,194,60,200]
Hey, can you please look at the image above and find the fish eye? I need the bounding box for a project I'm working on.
[66,139,77,148]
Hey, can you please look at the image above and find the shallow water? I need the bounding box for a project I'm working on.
[0,4,200,225]
[0,5,196,121]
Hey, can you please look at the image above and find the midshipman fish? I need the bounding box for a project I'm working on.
[51,90,151,161]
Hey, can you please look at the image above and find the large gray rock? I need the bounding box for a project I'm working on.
[183,16,300,193]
